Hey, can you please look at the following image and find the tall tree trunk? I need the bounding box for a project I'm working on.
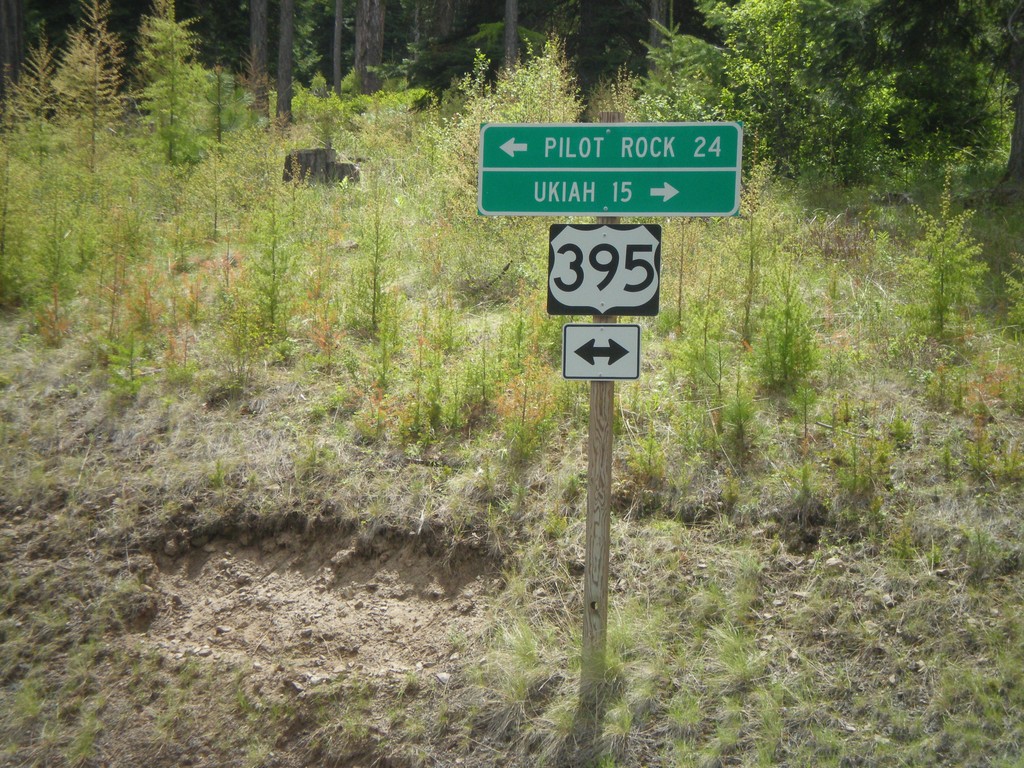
[249,0,268,117]
[277,0,295,121]
[577,0,600,91]
[0,0,25,105]
[649,0,667,50]
[333,0,344,95]
[432,0,456,39]
[355,0,385,94]
[503,0,518,69]
[1006,3,1024,188]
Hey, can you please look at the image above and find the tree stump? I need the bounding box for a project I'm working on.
[283,148,360,184]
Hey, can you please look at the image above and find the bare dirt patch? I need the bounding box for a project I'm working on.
[143,532,495,693]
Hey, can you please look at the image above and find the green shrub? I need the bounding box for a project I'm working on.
[757,261,817,391]
[0,139,30,308]
[292,74,429,150]
[721,376,758,461]
[431,40,582,212]
[1006,253,1024,339]
[902,184,985,339]
[346,179,398,339]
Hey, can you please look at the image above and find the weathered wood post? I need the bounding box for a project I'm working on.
[580,110,624,712]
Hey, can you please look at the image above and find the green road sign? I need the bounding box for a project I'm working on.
[478,122,742,217]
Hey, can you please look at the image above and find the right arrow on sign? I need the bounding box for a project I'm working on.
[575,338,629,366]
[650,182,679,202]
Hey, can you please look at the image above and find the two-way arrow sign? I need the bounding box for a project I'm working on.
[574,337,629,366]
[562,324,641,381]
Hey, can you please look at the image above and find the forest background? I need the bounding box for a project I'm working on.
[1,0,1023,182]
[2,0,1024,766]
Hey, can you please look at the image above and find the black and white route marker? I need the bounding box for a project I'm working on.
[562,324,641,381]
[548,224,661,317]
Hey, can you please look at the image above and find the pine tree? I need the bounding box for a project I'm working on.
[138,0,207,165]
[0,132,17,308]
[205,65,250,147]
[53,0,124,173]
[9,34,57,162]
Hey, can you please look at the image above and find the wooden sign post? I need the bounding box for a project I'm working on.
[580,111,622,709]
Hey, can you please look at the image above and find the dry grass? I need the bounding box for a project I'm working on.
[2,70,1024,766]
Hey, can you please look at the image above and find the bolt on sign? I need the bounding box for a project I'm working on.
[478,122,743,217]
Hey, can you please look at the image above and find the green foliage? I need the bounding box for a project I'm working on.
[499,356,558,466]
[861,0,1007,166]
[0,140,29,308]
[292,76,347,149]
[713,0,893,178]
[137,0,209,164]
[8,36,59,161]
[203,66,252,147]
[721,376,758,461]
[292,74,430,150]
[303,238,346,372]
[832,429,892,516]
[628,429,668,491]
[672,258,729,398]
[246,190,298,342]
[409,21,547,94]
[757,261,818,391]
[93,192,157,343]
[53,0,125,171]
[1005,254,1024,338]
[106,335,149,398]
[433,40,581,209]
[639,0,1001,180]
[902,186,986,338]
[346,180,397,337]
[638,23,727,122]
[32,162,78,345]
[216,284,269,390]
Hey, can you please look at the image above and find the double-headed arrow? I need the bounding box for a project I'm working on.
[563,323,641,380]
[575,338,629,366]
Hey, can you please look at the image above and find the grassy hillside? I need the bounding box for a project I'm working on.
[3,47,1024,767]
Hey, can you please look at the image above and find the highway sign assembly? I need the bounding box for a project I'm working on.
[562,324,641,381]
[484,116,746,712]
[548,224,661,316]
[478,122,742,216]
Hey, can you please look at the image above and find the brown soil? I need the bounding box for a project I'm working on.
[142,533,495,693]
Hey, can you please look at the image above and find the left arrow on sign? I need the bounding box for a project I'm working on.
[575,338,629,366]
[500,138,528,157]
